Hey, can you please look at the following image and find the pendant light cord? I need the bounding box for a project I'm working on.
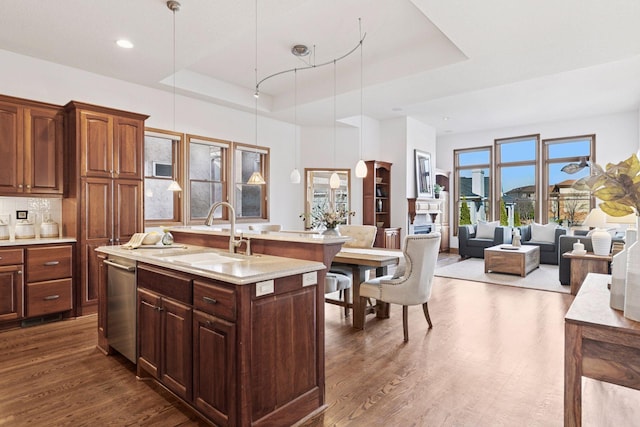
[294,69,298,167]
[359,18,363,159]
[333,59,337,170]
[172,7,177,131]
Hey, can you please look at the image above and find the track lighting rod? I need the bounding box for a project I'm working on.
[255,33,366,92]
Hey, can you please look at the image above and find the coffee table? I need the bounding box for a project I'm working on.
[484,244,540,277]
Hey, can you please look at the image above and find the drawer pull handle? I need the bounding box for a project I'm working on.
[44,295,60,301]
[202,296,218,305]
[44,261,60,266]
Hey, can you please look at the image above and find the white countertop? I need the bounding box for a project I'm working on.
[169,226,350,244]
[0,237,76,246]
[96,244,326,285]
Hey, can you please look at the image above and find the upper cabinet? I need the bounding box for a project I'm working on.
[0,95,64,196]
[73,105,144,179]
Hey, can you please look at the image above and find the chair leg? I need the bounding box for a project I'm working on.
[402,305,409,342]
[343,287,350,317]
[422,302,433,328]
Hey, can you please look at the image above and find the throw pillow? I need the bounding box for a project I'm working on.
[476,220,499,239]
[531,222,557,243]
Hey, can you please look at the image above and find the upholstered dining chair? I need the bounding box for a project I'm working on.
[359,233,441,341]
[326,225,377,315]
[324,272,352,317]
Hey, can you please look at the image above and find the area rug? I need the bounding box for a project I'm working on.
[434,258,569,294]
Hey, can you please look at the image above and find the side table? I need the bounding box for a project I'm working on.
[562,251,612,295]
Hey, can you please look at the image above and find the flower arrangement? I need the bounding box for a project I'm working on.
[573,153,640,217]
[300,203,355,230]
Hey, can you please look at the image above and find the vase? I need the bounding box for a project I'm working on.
[623,216,640,321]
[322,228,339,236]
[161,230,174,245]
[610,247,627,310]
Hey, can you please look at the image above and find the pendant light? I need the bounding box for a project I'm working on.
[290,69,301,184]
[248,0,266,185]
[354,18,368,179]
[166,0,182,192]
[329,59,340,189]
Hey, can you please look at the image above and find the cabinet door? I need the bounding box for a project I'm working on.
[82,178,113,241]
[193,309,236,427]
[113,179,142,245]
[162,297,193,401]
[384,228,401,249]
[113,116,144,180]
[138,288,162,378]
[0,265,23,321]
[79,110,113,178]
[0,101,23,194]
[25,106,64,194]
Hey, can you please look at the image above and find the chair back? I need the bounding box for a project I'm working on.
[384,233,440,305]
[337,225,377,248]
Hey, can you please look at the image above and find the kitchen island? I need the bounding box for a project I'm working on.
[96,233,341,427]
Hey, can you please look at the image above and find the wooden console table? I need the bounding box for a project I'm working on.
[562,252,612,295]
[564,273,640,426]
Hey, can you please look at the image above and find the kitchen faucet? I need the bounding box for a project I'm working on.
[204,201,250,254]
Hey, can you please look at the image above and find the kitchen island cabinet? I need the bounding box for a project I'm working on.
[96,243,329,427]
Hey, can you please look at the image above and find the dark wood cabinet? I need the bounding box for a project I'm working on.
[0,249,24,322]
[63,101,147,315]
[193,309,236,426]
[24,245,73,318]
[363,160,400,248]
[0,95,63,196]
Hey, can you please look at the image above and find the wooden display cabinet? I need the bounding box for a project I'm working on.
[363,160,400,248]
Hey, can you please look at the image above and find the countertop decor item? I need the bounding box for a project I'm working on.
[15,219,35,239]
[300,203,355,232]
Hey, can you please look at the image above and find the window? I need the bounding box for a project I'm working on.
[543,135,594,226]
[495,135,539,225]
[233,143,269,219]
[454,146,493,229]
[187,135,229,222]
[144,129,183,225]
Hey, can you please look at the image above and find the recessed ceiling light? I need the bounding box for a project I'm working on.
[443,116,450,121]
[116,39,134,49]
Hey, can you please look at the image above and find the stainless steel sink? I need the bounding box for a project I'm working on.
[156,251,244,266]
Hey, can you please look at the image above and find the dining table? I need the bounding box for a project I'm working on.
[331,247,402,329]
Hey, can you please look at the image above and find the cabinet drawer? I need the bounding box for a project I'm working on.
[26,245,72,282]
[0,249,23,266]
[193,280,236,321]
[137,263,192,304]
[26,278,73,317]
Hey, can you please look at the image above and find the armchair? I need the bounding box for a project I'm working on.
[458,223,512,259]
[517,224,567,265]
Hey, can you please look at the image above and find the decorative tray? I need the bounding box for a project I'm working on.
[500,245,520,250]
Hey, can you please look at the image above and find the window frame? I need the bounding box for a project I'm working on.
[143,128,183,227]
[453,145,493,233]
[232,142,270,222]
[542,134,595,224]
[495,134,540,224]
[185,134,231,224]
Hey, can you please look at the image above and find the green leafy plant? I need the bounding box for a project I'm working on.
[573,154,640,217]
[434,184,443,194]
[499,198,508,226]
[459,196,471,225]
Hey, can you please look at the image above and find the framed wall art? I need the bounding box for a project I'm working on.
[415,149,433,199]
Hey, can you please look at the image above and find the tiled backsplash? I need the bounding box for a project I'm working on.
[0,196,62,227]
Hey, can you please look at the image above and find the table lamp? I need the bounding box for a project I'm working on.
[606,212,637,245]
[583,208,611,255]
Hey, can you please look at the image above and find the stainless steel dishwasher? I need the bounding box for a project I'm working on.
[104,255,137,363]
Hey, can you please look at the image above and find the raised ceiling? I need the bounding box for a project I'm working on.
[2,0,640,134]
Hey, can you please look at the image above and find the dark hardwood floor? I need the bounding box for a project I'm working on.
[1,254,638,426]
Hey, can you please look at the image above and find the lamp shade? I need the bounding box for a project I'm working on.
[290,168,301,184]
[167,180,182,192]
[605,213,637,224]
[329,172,340,189]
[247,171,266,185]
[355,159,367,178]
[583,208,607,228]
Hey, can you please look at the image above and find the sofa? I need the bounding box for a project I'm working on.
[458,223,512,259]
[517,223,567,265]
[558,230,624,286]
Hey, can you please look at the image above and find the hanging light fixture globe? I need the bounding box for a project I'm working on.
[329,172,340,189]
[290,169,301,184]
[355,160,367,178]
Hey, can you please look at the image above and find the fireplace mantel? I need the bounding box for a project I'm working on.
[407,198,442,224]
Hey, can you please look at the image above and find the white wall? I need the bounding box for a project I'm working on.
[436,110,640,248]
[0,49,304,229]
